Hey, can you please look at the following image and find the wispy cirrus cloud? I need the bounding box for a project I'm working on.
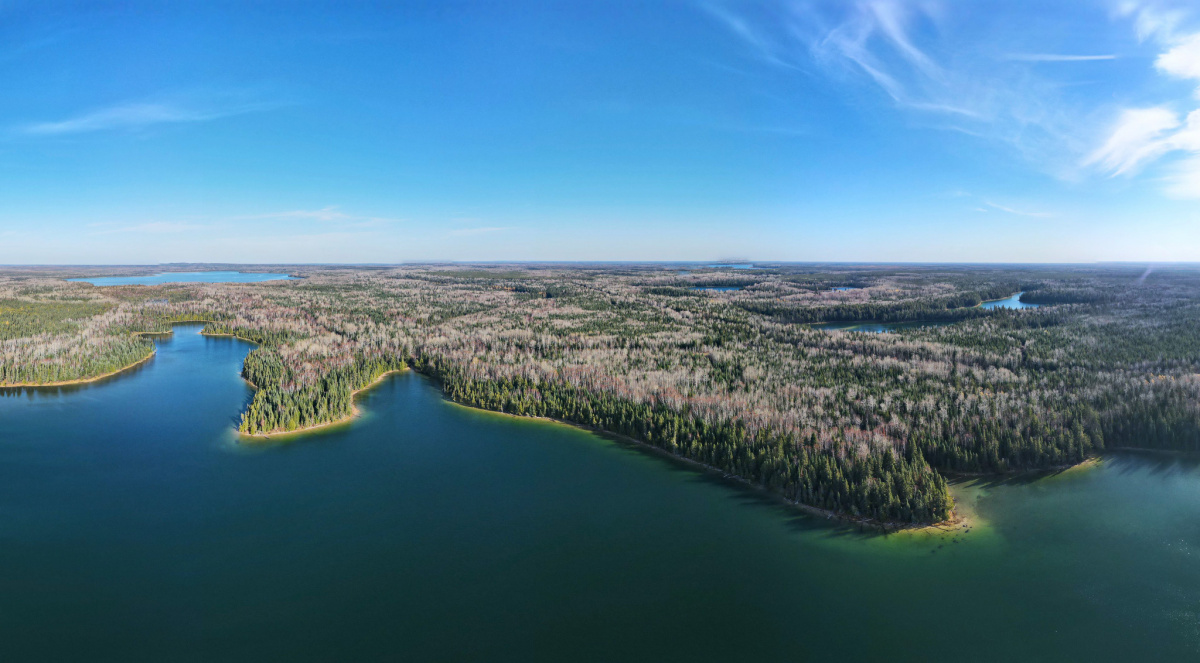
[88,221,209,235]
[701,0,1103,176]
[236,206,401,227]
[23,103,215,135]
[1086,2,1200,197]
[1004,53,1117,62]
[450,226,507,237]
[705,1,1200,198]
[984,201,1054,218]
[1085,106,1182,175]
[18,91,282,136]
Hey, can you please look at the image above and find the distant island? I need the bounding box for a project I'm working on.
[3,263,1197,526]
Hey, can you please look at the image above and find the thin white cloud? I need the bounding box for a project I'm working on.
[1155,32,1200,91]
[700,2,802,71]
[245,206,353,222]
[1086,106,1181,174]
[1005,53,1117,62]
[703,0,1094,176]
[23,103,207,135]
[1165,154,1200,197]
[984,201,1054,218]
[237,206,400,227]
[89,221,208,235]
[450,227,507,236]
[1089,4,1200,197]
[19,97,273,136]
[1119,1,1188,42]
[865,0,941,80]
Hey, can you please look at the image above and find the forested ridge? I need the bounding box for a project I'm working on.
[3,263,1200,525]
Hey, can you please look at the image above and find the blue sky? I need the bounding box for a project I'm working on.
[2,0,1199,264]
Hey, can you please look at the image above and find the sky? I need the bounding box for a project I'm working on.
[2,0,1199,264]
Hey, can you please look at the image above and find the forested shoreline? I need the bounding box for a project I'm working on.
[3,264,1199,525]
[416,354,953,522]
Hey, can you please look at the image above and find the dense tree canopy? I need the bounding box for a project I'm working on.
[3,263,1199,525]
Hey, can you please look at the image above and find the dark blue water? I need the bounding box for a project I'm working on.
[692,286,742,292]
[2,325,1199,661]
[68,271,296,286]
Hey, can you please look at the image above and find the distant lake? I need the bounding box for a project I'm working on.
[693,286,742,292]
[830,286,859,291]
[69,271,297,286]
[705,264,756,270]
[3,325,1199,660]
[980,292,1039,310]
[813,291,1036,332]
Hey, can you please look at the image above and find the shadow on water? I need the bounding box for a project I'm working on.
[946,469,1063,490]
[946,449,1200,490]
[0,355,156,398]
[596,430,891,540]
[423,378,882,537]
[231,376,257,430]
[1105,449,1200,477]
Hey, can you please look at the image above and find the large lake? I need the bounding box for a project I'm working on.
[68,271,296,286]
[2,325,1198,661]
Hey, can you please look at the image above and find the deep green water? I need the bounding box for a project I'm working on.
[68,271,296,286]
[2,325,1199,661]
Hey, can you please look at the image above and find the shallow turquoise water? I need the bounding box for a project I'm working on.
[68,271,296,286]
[1,325,1198,661]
